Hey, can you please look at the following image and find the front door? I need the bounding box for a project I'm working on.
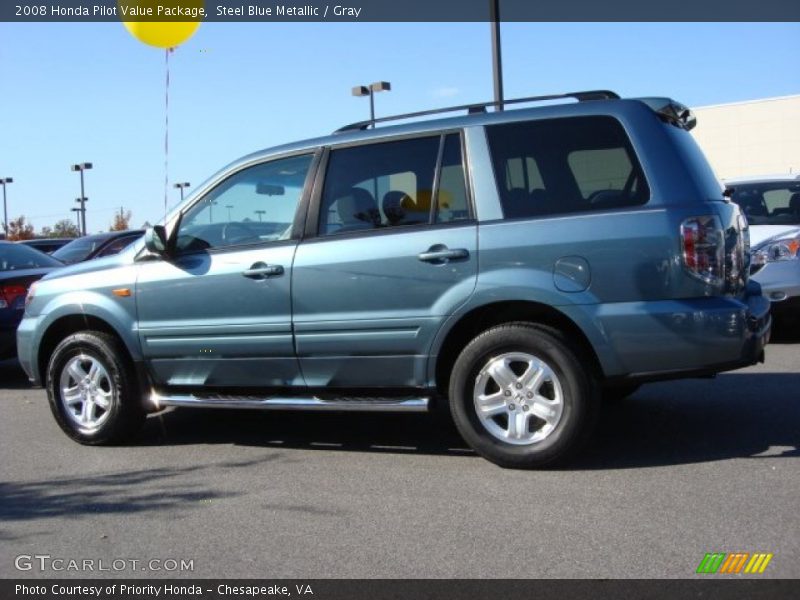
[136,152,315,389]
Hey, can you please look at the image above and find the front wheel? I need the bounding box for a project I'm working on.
[46,331,145,445]
[449,323,598,469]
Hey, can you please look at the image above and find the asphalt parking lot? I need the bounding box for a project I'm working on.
[1,330,798,579]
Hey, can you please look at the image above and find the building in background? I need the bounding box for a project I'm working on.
[691,95,800,181]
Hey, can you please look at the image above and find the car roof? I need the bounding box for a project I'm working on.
[233,97,665,165]
[81,230,144,242]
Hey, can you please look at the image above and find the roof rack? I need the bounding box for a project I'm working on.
[334,90,620,133]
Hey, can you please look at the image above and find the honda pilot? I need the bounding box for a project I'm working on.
[17,90,771,468]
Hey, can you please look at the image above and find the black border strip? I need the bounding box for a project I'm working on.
[3,579,799,600]
[3,0,800,22]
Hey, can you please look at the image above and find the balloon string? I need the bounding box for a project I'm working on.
[164,48,171,220]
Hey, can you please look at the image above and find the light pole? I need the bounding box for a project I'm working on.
[1,177,12,237]
[173,181,191,202]
[490,0,504,111]
[225,204,234,221]
[254,210,266,222]
[71,207,82,233]
[71,162,92,235]
[352,81,391,127]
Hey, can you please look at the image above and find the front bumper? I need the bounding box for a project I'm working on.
[15,314,41,383]
[751,259,800,306]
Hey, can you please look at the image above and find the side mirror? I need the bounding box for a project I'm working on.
[144,225,168,256]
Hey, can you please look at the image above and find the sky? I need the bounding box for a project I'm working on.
[1,21,799,233]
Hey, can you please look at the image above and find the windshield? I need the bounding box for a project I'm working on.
[730,181,800,225]
[52,236,107,263]
[0,243,63,271]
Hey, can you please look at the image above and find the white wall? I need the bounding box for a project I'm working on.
[691,95,800,180]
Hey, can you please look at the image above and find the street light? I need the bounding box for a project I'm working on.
[173,182,191,202]
[71,162,92,235]
[352,81,391,127]
[225,204,234,221]
[254,210,266,222]
[1,177,12,237]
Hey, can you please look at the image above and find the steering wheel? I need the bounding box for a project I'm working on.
[221,222,260,245]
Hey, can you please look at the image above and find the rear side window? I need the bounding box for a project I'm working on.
[319,133,470,235]
[486,116,649,219]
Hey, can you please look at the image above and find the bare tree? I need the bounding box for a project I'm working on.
[5,215,35,241]
[52,219,81,238]
[110,208,132,232]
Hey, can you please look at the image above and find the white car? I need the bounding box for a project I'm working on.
[726,174,800,321]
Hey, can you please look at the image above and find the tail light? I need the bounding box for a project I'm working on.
[681,215,725,287]
[0,285,29,310]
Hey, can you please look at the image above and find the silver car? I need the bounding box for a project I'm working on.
[726,174,800,320]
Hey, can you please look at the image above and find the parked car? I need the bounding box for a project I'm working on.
[1,242,62,360]
[51,230,144,264]
[19,238,74,254]
[725,174,800,320]
[18,90,770,468]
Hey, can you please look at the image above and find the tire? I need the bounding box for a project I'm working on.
[448,322,598,469]
[602,383,641,403]
[46,331,145,445]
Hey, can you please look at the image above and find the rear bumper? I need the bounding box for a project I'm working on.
[609,305,770,384]
[0,329,16,360]
[0,309,24,360]
[573,283,772,383]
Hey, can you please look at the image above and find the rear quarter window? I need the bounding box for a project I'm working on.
[486,116,649,219]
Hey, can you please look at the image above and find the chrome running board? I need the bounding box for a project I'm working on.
[150,392,429,413]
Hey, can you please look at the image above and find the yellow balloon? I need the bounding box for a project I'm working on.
[119,1,202,49]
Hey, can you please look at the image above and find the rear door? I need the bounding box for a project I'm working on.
[291,133,477,388]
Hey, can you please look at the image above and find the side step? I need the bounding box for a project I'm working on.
[150,392,430,413]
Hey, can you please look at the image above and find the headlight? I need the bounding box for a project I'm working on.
[751,232,800,273]
[24,281,38,310]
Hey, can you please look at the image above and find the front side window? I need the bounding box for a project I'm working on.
[176,154,313,252]
[318,133,470,236]
[486,116,649,219]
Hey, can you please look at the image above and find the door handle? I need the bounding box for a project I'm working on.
[243,263,284,279]
[418,247,469,263]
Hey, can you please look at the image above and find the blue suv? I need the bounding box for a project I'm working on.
[17,91,771,468]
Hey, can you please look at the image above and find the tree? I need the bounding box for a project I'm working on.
[5,216,35,241]
[52,219,80,238]
[110,208,132,231]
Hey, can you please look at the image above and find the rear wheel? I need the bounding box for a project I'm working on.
[449,323,598,469]
[46,331,145,445]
